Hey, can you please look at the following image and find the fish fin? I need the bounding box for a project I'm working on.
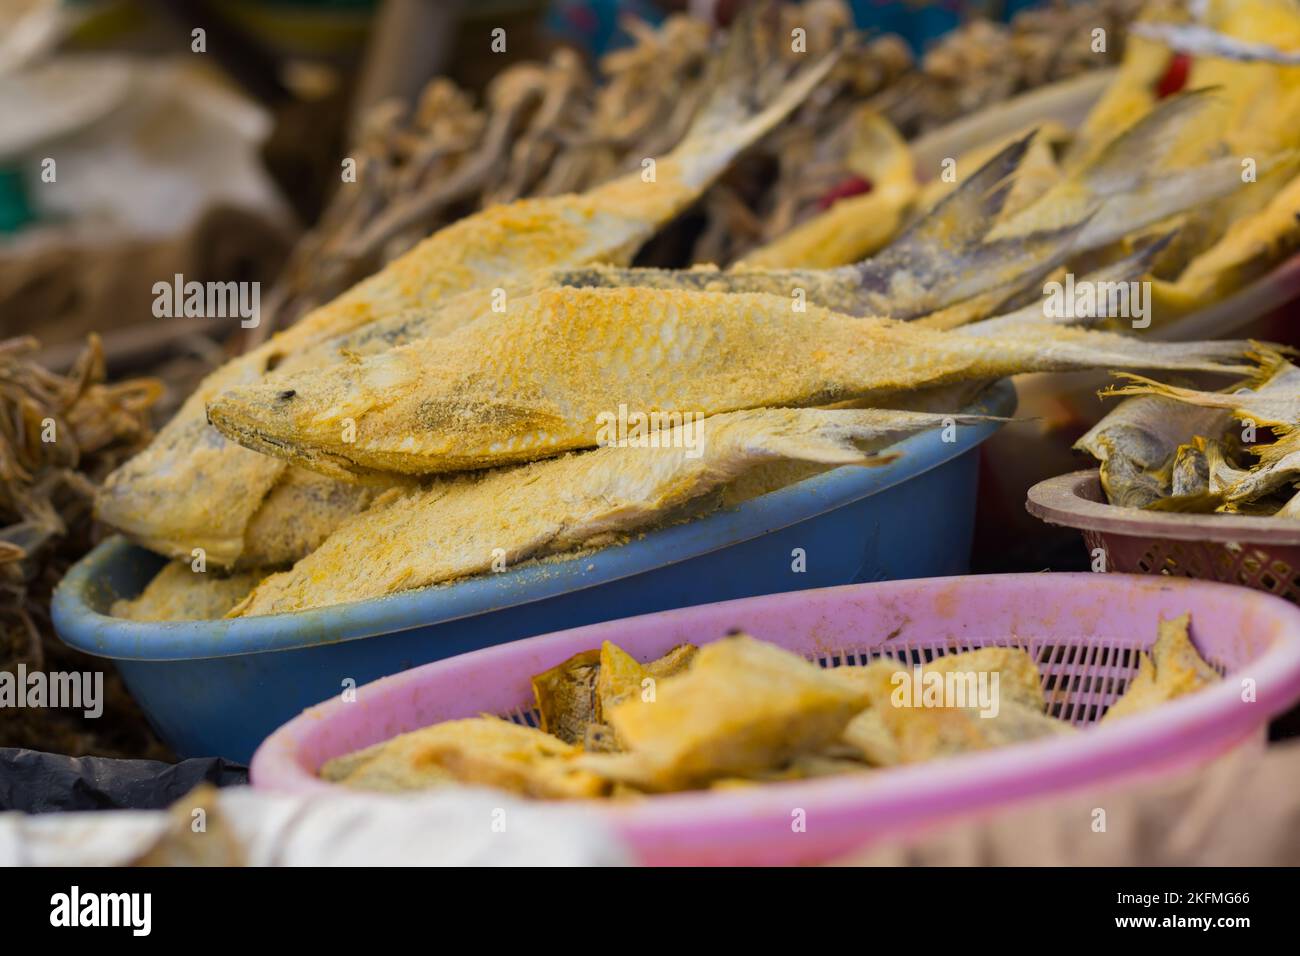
[852,129,1105,319]
[896,132,1035,247]
[1008,329,1252,376]
[748,410,1003,466]
[670,2,840,186]
[962,230,1177,335]
[1077,88,1222,190]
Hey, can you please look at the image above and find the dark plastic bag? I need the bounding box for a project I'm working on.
[0,748,247,813]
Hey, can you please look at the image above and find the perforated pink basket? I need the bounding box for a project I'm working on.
[251,573,1300,865]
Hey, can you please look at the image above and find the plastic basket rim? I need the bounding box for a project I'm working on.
[1026,469,1300,544]
[249,573,1300,856]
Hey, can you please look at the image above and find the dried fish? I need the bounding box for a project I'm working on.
[110,562,261,622]
[228,408,994,616]
[1101,614,1219,721]
[576,634,869,791]
[320,717,606,798]
[0,335,167,758]
[96,8,839,568]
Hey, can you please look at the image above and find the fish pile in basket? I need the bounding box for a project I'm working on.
[96,0,1300,622]
[319,619,1217,797]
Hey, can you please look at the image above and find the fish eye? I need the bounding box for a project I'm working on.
[278,389,297,400]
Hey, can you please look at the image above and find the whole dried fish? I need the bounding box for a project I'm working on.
[95,9,839,568]
[228,407,996,616]
[208,286,1249,480]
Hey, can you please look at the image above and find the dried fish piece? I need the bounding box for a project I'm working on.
[320,717,605,798]
[1076,392,1232,508]
[1102,349,1300,508]
[532,649,601,745]
[1102,614,1219,721]
[837,647,1070,766]
[577,634,869,791]
[229,408,992,616]
[208,284,1250,481]
[533,642,698,746]
[96,8,840,567]
[110,563,261,622]
[238,467,377,569]
[0,335,166,758]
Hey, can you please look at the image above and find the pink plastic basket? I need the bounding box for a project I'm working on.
[251,573,1300,865]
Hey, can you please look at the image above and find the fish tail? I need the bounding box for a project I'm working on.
[1008,329,1252,377]
[856,132,1087,320]
[1070,88,1222,191]
[742,409,999,466]
[670,2,840,186]
[963,231,1177,335]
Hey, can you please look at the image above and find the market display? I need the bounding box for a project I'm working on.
[7,0,1300,877]
[319,618,1219,797]
[98,2,1300,619]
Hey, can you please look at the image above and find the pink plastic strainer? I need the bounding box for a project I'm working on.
[250,573,1300,865]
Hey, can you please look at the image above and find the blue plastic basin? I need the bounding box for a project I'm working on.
[53,381,1015,761]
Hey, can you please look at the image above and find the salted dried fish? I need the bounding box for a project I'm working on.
[531,649,601,745]
[229,408,993,616]
[834,646,1068,765]
[1102,614,1219,722]
[238,468,376,568]
[1103,350,1300,506]
[320,717,605,798]
[209,284,1250,480]
[533,642,697,746]
[110,562,261,622]
[95,10,839,567]
[576,634,869,791]
[1076,391,1232,508]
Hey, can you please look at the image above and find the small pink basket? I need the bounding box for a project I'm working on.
[251,573,1300,865]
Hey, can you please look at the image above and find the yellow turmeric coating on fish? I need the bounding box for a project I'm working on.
[208,286,1250,480]
[95,23,839,567]
[229,407,974,616]
[111,562,261,622]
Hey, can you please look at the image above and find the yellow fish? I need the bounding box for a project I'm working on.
[94,8,838,567]
[228,406,993,616]
[208,285,1250,480]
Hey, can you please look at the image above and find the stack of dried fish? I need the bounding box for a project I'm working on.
[321,617,1217,797]
[261,0,1143,334]
[0,336,169,757]
[93,3,1274,621]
